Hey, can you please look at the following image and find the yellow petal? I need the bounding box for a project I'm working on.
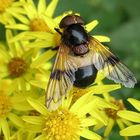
[93,35,111,42]
[0,119,10,140]
[45,0,59,17]
[31,50,56,68]
[81,117,97,127]
[7,6,26,15]
[9,79,19,93]
[25,40,54,49]
[29,80,47,89]
[6,30,17,56]
[86,84,121,95]
[27,97,48,116]
[0,43,11,60]
[76,99,97,117]
[38,0,46,14]
[24,32,54,40]
[8,12,30,24]
[24,0,37,19]
[94,120,105,131]
[62,91,73,109]
[121,119,132,126]
[95,70,106,82]
[79,128,101,140]
[93,97,118,110]
[116,118,125,130]
[120,124,140,136]
[10,31,54,43]
[118,110,140,123]
[104,118,114,137]
[9,31,28,42]
[8,112,24,127]
[70,91,93,113]
[18,77,26,91]
[42,15,57,32]
[90,109,108,125]
[70,84,119,113]
[26,124,42,133]
[27,133,37,140]
[6,24,30,30]
[128,98,140,112]
[22,116,44,125]
[10,130,22,140]
[85,20,99,32]
[12,102,33,111]
[34,134,46,140]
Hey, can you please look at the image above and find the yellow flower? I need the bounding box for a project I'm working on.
[72,81,132,140]
[0,30,55,91]
[0,79,33,140]
[6,0,58,31]
[93,87,132,140]
[0,0,25,24]
[72,83,121,105]
[22,92,118,140]
[118,98,140,136]
[9,90,46,140]
[6,0,60,48]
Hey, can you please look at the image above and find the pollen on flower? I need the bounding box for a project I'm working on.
[30,18,51,32]
[0,92,12,118]
[43,109,80,140]
[8,57,28,78]
[0,0,14,13]
[53,32,61,46]
[72,87,88,105]
[105,100,125,119]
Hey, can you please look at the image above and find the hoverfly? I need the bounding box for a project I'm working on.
[46,14,137,110]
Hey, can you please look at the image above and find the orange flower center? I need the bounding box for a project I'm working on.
[71,87,89,105]
[30,18,51,32]
[0,92,12,119]
[0,0,14,13]
[53,32,61,46]
[44,109,80,140]
[8,57,28,78]
[105,100,125,119]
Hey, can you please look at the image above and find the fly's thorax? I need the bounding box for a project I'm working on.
[62,24,89,55]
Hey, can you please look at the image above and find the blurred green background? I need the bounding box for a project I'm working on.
[54,0,140,140]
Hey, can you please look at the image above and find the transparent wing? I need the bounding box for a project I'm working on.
[45,44,77,110]
[90,37,137,88]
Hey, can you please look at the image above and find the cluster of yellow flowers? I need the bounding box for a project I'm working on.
[0,0,139,140]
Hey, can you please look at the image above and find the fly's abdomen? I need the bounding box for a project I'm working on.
[74,65,97,87]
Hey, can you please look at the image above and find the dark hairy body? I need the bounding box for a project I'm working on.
[61,23,98,87]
